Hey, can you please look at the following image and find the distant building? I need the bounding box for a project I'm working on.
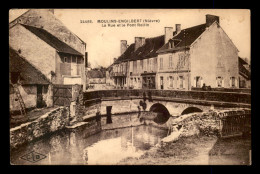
[9,9,87,86]
[9,47,52,113]
[112,36,164,89]
[110,14,243,90]
[105,65,114,87]
[87,69,106,90]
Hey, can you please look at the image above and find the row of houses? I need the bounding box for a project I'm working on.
[9,9,87,113]
[107,14,251,90]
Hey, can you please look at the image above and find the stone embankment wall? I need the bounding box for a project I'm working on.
[100,113,143,130]
[10,107,69,149]
[160,108,251,144]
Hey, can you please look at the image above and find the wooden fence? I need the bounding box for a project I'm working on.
[53,85,73,106]
[219,109,251,138]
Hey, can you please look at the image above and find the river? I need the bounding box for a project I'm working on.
[10,125,168,165]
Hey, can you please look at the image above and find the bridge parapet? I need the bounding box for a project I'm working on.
[83,89,251,105]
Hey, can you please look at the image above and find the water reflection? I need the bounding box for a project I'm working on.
[10,125,167,165]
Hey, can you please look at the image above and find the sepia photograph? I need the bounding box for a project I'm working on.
[9,9,251,165]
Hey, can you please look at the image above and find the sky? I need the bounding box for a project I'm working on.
[9,9,250,68]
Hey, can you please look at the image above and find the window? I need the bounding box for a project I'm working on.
[160,58,163,69]
[231,77,236,87]
[169,55,173,68]
[64,57,67,63]
[149,59,151,71]
[130,78,133,86]
[77,57,81,64]
[179,76,184,89]
[72,56,76,63]
[178,53,185,68]
[154,58,157,70]
[140,60,143,71]
[217,77,223,87]
[169,76,173,88]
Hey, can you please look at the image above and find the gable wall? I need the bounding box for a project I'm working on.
[9,24,56,82]
[190,23,239,88]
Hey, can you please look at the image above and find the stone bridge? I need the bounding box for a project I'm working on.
[82,89,250,123]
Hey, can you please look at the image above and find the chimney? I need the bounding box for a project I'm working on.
[206,14,220,27]
[175,24,181,34]
[134,37,145,51]
[120,40,127,55]
[114,58,117,63]
[48,9,54,14]
[245,58,249,64]
[164,27,173,44]
[85,52,88,67]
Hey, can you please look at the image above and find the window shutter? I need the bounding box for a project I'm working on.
[200,77,203,87]
[183,79,186,89]
[216,77,218,87]
[229,77,232,87]
[235,78,238,88]
[177,77,179,89]
[193,77,196,87]
[222,77,224,88]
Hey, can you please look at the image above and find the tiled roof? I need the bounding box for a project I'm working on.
[238,56,248,65]
[114,35,164,64]
[87,69,105,78]
[114,44,135,64]
[9,47,50,85]
[21,24,83,56]
[238,57,250,80]
[157,24,207,53]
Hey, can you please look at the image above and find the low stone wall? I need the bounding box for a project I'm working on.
[68,120,102,138]
[164,108,251,142]
[191,87,251,93]
[10,106,69,150]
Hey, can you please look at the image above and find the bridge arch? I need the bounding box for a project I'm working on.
[181,107,203,115]
[149,103,170,124]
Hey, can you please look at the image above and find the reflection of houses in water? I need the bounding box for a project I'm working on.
[47,132,71,164]
[121,134,129,151]
[67,132,82,164]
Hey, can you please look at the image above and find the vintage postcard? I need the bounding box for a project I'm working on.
[9,9,251,165]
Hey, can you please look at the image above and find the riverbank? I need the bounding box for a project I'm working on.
[10,106,69,150]
[118,135,251,165]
